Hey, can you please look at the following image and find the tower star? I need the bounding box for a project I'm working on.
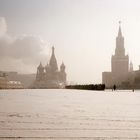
[119,21,121,25]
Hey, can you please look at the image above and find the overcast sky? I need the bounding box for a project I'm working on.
[0,0,140,84]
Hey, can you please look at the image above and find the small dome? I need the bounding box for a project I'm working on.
[38,62,44,69]
[45,63,51,69]
[60,62,65,69]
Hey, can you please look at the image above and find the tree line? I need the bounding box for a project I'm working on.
[66,84,105,90]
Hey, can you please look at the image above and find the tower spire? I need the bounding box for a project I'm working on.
[118,21,122,37]
[115,21,125,56]
[52,46,55,55]
[130,61,133,72]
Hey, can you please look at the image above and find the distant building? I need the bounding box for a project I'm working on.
[33,47,67,88]
[7,81,23,89]
[0,71,23,89]
[131,66,140,88]
[7,72,35,88]
[0,72,8,89]
[0,71,35,88]
[102,22,140,88]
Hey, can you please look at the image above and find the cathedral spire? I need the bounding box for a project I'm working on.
[49,46,58,72]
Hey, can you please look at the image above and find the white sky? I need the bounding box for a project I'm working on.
[0,0,140,84]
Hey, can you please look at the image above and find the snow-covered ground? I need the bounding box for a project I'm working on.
[0,89,140,139]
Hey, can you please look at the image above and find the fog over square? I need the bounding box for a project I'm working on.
[0,0,140,84]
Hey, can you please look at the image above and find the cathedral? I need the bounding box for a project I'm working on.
[33,47,67,88]
[102,23,140,88]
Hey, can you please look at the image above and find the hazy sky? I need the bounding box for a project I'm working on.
[0,0,140,84]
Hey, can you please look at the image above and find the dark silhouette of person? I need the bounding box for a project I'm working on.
[132,88,134,92]
[113,85,116,91]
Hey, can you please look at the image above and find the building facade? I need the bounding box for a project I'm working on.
[33,47,66,88]
[0,71,23,89]
[102,23,140,88]
[111,23,129,85]
[0,72,8,89]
